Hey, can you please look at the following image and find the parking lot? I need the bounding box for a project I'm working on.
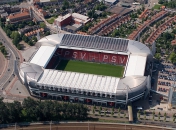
[156,62,176,95]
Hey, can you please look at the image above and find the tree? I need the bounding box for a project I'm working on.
[92,108,95,115]
[158,112,161,121]
[93,104,96,110]
[17,44,21,50]
[18,24,24,29]
[164,112,167,122]
[144,111,146,120]
[158,0,164,4]
[40,22,46,28]
[111,111,114,117]
[112,107,114,113]
[142,5,145,11]
[118,107,121,118]
[0,97,89,123]
[28,40,34,46]
[98,110,101,116]
[100,106,102,111]
[6,29,12,37]
[22,35,29,43]
[12,38,19,46]
[104,111,106,116]
[63,0,69,9]
[137,111,141,120]
[152,111,155,120]
[0,98,9,123]
[7,101,22,123]
[124,113,126,118]
[155,53,161,60]
[169,52,176,64]
[45,31,50,36]
[32,36,37,42]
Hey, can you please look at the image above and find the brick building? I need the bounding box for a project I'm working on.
[7,8,32,24]
[54,14,72,28]
[54,13,90,28]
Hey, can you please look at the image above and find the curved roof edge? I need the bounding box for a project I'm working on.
[36,34,153,57]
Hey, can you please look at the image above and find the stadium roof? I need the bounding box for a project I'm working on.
[30,46,57,68]
[32,34,152,70]
[19,62,44,81]
[37,69,120,94]
[60,34,129,52]
[125,55,147,76]
[19,34,153,98]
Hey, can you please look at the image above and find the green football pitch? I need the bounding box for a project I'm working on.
[56,60,124,77]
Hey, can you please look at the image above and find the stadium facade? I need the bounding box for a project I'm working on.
[18,34,152,106]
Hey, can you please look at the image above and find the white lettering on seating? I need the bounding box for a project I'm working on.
[120,57,126,64]
[80,53,86,60]
[72,52,77,58]
[64,51,70,57]
[111,56,116,62]
[103,55,108,61]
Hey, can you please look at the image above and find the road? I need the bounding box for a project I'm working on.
[20,2,70,34]
[0,26,22,101]
[0,122,174,130]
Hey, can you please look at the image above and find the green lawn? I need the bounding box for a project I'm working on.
[153,4,162,10]
[56,60,124,77]
[46,17,55,24]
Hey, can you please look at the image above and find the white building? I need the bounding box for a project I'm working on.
[18,33,152,106]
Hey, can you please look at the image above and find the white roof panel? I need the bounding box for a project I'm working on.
[125,55,147,76]
[38,70,120,94]
[30,46,56,68]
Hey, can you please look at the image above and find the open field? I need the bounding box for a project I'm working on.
[56,60,124,77]
[46,17,55,24]
[153,4,162,10]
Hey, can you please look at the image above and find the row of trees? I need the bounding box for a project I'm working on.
[159,0,176,8]
[138,110,176,122]
[156,32,175,53]
[111,22,137,38]
[94,1,107,11]
[0,18,48,49]
[0,97,88,124]
[0,42,7,56]
[92,105,125,118]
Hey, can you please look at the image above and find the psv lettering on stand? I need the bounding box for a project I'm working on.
[56,48,128,65]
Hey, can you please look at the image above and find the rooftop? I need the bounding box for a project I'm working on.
[8,12,30,19]
[55,13,71,22]
[38,69,120,94]
[60,34,129,52]
[72,13,89,21]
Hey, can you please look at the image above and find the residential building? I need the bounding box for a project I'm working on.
[54,14,72,28]
[7,8,32,24]
[1,12,8,18]
[18,25,40,35]
[0,0,19,4]
[4,6,20,14]
[72,13,90,25]
[54,13,91,28]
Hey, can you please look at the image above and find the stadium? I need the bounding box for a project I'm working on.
[18,33,152,106]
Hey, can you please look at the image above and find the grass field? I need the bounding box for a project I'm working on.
[46,17,55,24]
[153,4,162,10]
[56,60,124,77]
